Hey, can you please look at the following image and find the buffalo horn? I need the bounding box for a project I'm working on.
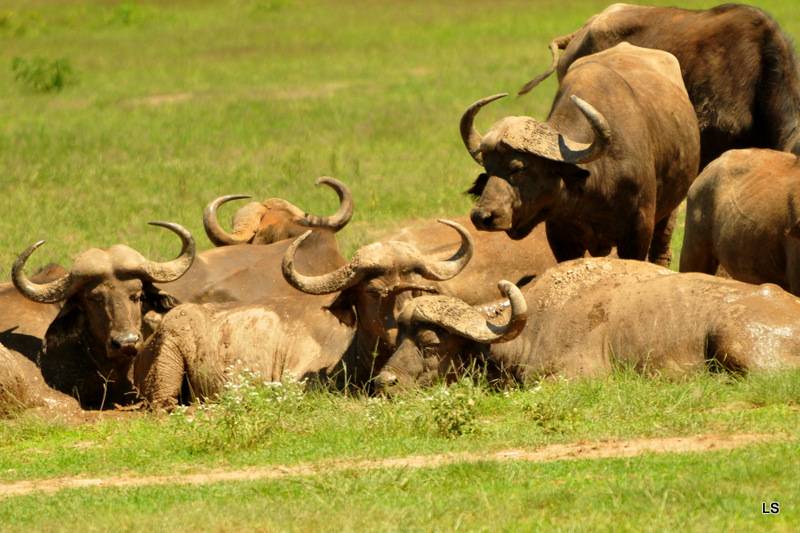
[135,222,196,283]
[558,95,612,164]
[460,93,508,165]
[282,230,364,294]
[12,241,79,304]
[203,177,354,246]
[417,220,474,281]
[203,194,254,246]
[412,280,527,343]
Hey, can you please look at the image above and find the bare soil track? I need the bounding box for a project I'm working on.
[0,432,784,499]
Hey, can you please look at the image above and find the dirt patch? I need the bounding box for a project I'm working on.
[0,432,784,499]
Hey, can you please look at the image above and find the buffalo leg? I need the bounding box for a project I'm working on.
[679,208,718,275]
[617,212,653,263]
[648,210,677,267]
[545,222,586,262]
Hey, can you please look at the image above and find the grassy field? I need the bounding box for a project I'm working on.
[2,0,800,530]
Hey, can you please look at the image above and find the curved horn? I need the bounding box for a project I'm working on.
[560,95,612,164]
[282,230,364,294]
[460,93,508,165]
[418,220,474,281]
[413,280,527,344]
[261,177,354,231]
[136,222,196,283]
[304,177,354,230]
[12,241,78,303]
[203,194,254,246]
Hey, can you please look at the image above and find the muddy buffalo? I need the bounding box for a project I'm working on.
[377,258,800,392]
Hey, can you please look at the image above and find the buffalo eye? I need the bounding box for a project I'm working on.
[465,173,489,198]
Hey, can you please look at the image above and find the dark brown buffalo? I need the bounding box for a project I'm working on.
[519,3,800,168]
[680,149,800,294]
[376,258,800,393]
[203,176,353,246]
[12,222,195,409]
[134,221,474,410]
[464,43,700,266]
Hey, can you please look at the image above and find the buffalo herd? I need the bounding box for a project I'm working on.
[4,3,800,415]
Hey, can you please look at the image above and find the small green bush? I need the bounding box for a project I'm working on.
[427,377,482,438]
[169,369,310,452]
[12,56,75,93]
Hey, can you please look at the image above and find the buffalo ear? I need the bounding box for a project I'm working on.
[324,291,357,328]
[143,283,181,314]
[465,173,489,199]
[555,163,590,194]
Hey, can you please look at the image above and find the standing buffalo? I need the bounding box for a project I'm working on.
[680,149,800,294]
[12,222,195,409]
[203,176,353,246]
[464,43,700,266]
[134,221,474,410]
[376,258,800,393]
[519,3,800,168]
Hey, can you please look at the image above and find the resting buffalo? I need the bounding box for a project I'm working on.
[464,43,700,266]
[376,258,800,392]
[155,229,346,305]
[377,215,556,303]
[519,3,800,167]
[0,263,66,361]
[203,176,353,246]
[12,222,194,409]
[1,342,81,417]
[134,221,474,410]
[155,178,351,304]
[680,149,800,295]
[0,266,82,417]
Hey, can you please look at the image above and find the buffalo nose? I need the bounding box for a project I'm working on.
[470,208,495,230]
[110,332,141,350]
[375,372,398,391]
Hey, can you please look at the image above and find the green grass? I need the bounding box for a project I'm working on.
[1,369,799,530]
[2,0,800,529]
[2,0,783,270]
[2,443,799,532]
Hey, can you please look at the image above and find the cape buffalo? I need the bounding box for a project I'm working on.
[1,342,81,417]
[155,177,351,304]
[12,222,195,409]
[203,176,353,246]
[519,3,800,168]
[377,215,557,303]
[376,258,800,393]
[134,220,475,410]
[680,149,800,294]
[463,43,700,266]
[0,263,66,362]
